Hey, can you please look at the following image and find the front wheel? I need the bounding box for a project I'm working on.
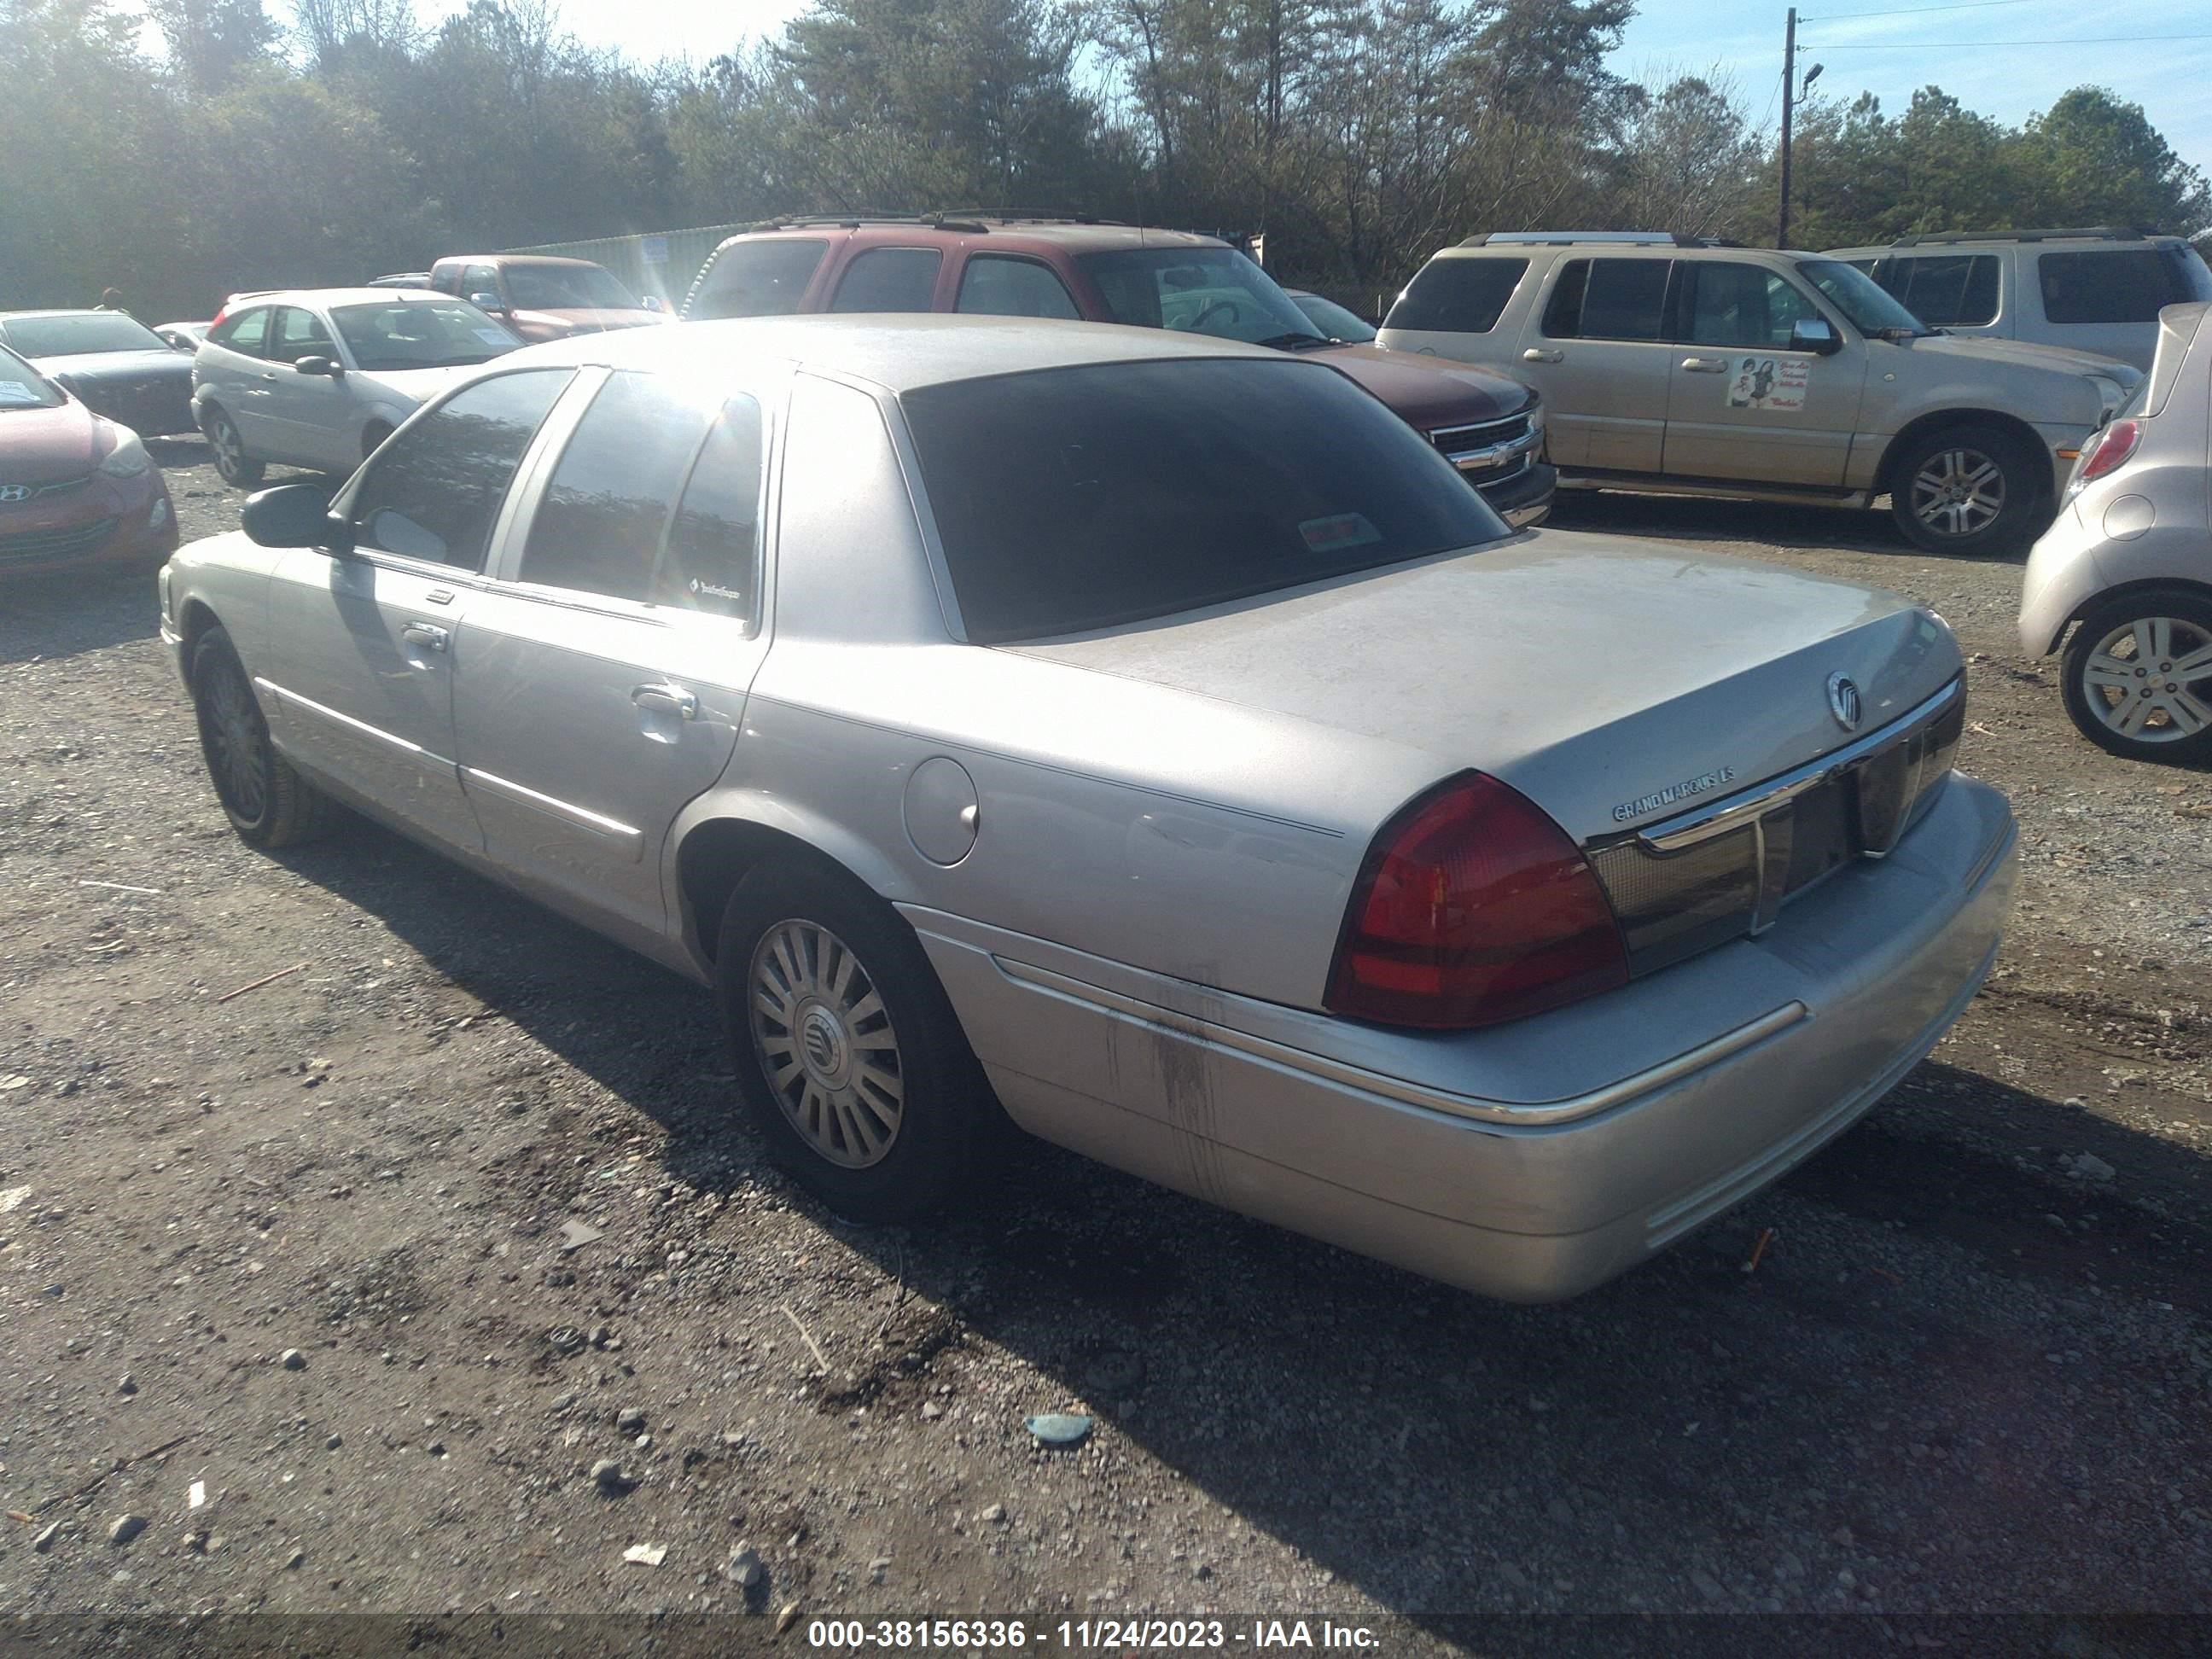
[2060,591,2212,764]
[715,855,997,1221]
[190,625,334,846]
[203,408,264,489]
[1889,424,2047,556]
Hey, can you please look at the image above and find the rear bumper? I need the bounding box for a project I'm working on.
[911,774,2016,1301]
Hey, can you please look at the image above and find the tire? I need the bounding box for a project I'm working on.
[202,407,264,489]
[2060,590,2212,764]
[1889,423,2048,556]
[189,625,334,847]
[715,854,997,1221]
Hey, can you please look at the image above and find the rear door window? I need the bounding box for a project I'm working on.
[1383,259,1528,334]
[1542,259,1672,341]
[829,248,944,313]
[1880,254,2000,327]
[2038,249,2191,324]
[955,255,1080,319]
[347,370,570,568]
[688,239,830,320]
[207,306,271,358]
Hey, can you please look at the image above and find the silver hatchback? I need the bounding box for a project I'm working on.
[162,317,2017,1301]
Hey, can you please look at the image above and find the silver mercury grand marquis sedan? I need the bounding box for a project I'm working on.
[160,316,2018,1301]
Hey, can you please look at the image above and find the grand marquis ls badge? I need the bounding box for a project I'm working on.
[1826,672,1863,732]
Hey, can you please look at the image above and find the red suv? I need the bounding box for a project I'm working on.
[682,218,1553,527]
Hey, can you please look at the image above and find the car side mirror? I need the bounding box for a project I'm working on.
[469,291,506,313]
[242,482,350,552]
[294,355,341,377]
[1791,317,1842,356]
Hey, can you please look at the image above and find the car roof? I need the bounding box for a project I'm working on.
[435,254,607,269]
[717,223,1229,258]
[504,313,1286,394]
[0,309,129,322]
[230,288,447,307]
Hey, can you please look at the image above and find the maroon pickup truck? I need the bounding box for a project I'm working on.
[428,255,669,345]
[681,218,1554,527]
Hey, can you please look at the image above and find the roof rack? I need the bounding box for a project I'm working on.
[933,210,1132,228]
[1459,230,1743,248]
[738,212,992,234]
[1888,226,2162,246]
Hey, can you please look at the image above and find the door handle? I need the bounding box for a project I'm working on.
[1680,357,1730,373]
[401,621,450,653]
[632,683,698,720]
[1522,348,1563,364]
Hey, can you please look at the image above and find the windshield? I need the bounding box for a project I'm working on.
[1,312,167,358]
[504,263,640,311]
[0,344,65,410]
[903,358,1505,643]
[1293,292,1378,343]
[1077,248,1325,346]
[1796,259,1931,336]
[332,301,522,371]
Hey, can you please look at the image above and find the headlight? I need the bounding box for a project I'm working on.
[96,424,150,478]
[2087,375,2125,420]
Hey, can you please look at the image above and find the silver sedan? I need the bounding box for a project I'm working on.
[160,317,2017,1301]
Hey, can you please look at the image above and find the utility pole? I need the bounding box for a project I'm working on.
[1779,5,1796,249]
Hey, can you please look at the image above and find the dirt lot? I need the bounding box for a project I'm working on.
[1,447,2208,1644]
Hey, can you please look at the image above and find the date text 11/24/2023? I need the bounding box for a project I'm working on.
[806,1620,1382,1650]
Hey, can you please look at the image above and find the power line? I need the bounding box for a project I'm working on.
[1813,32,2212,45]
[1802,0,2033,17]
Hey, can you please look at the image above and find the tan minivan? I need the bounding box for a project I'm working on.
[1377,231,2142,554]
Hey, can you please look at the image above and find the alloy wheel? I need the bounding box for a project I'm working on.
[2076,615,2212,745]
[747,919,905,1168]
[1909,446,2006,538]
[199,655,268,823]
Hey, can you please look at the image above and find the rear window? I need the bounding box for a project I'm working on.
[902,358,1504,644]
[1878,253,2001,328]
[1383,258,1528,334]
[689,239,830,321]
[0,345,64,410]
[1541,259,1671,341]
[2038,248,2203,325]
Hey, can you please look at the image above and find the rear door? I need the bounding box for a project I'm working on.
[1518,256,1674,471]
[260,368,573,853]
[454,368,771,943]
[259,306,353,471]
[1662,259,1867,486]
[200,305,276,446]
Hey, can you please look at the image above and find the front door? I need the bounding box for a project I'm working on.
[1662,260,1867,486]
[259,306,355,473]
[260,367,573,853]
[455,369,770,942]
[1517,256,1675,471]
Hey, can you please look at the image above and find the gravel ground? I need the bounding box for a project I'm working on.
[0,449,2207,1644]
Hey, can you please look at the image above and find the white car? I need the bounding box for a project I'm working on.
[190,288,523,486]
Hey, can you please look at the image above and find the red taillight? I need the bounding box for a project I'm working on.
[2078,418,2141,487]
[1326,772,1627,1030]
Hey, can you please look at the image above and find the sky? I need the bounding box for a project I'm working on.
[428,0,2209,183]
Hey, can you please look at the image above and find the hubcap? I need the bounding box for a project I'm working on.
[2079,616,2212,744]
[199,658,267,821]
[748,920,904,1168]
[1910,448,2005,538]
[212,419,244,476]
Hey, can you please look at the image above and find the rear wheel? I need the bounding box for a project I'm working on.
[714,855,997,1221]
[190,625,334,846]
[2060,591,2212,764]
[1889,424,2046,556]
[203,408,264,489]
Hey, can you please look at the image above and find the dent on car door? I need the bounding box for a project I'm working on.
[259,368,573,853]
[1523,257,1674,471]
[1661,261,1866,486]
[453,369,766,943]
